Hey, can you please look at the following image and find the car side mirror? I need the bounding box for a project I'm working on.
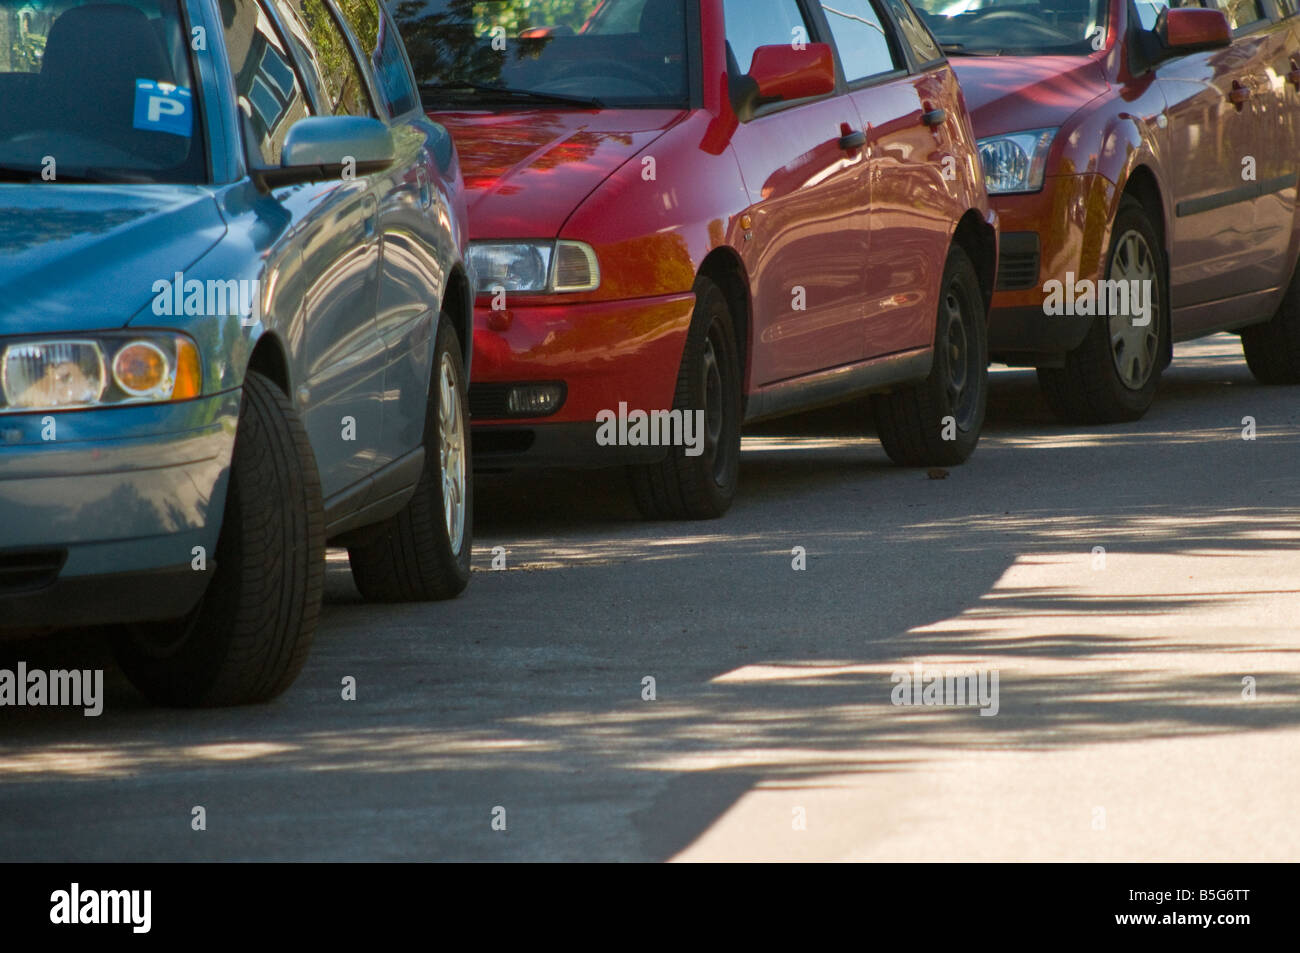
[252,116,395,190]
[731,42,836,122]
[1155,8,1231,60]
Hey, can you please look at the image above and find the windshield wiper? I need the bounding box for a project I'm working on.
[0,164,98,183]
[940,43,1006,56]
[0,163,148,184]
[0,166,39,183]
[419,82,603,109]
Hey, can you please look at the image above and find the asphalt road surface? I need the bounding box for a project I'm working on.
[2,334,1297,861]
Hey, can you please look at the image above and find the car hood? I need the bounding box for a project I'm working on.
[434,108,685,238]
[949,55,1108,138]
[0,186,226,336]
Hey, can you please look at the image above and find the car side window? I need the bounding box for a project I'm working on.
[335,0,420,117]
[1133,0,1207,32]
[272,0,376,117]
[219,0,313,165]
[1213,0,1267,29]
[1133,0,1165,31]
[820,0,901,82]
[723,0,814,74]
[884,0,942,64]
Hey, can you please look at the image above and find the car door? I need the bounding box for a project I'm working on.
[265,0,390,494]
[334,0,456,460]
[1155,0,1279,322]
[1206,0,1298,299]
[1284,0,1300,83]
[724,0,873,386]
[1280,0,1300,274]
[1236,0,1300,290]
[820,0,957,358]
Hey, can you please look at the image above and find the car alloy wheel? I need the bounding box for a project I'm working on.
[438,351,467,555]
[347,317,473,602]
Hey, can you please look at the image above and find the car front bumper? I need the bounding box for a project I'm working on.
[0,391,240,631]
[469,291,695,468]
[988,172,1118,366]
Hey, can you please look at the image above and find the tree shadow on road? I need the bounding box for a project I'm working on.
[2,336,1298,860]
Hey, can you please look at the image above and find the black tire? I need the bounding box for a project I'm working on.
[1241,263,1300,384]
[348,318,472,601]
[1037,198,1167,423]
[628,276,741,520]
[112,371,325,707]
[872,245,988,466]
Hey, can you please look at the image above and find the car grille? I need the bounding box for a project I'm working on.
[472,429,535,456]
[996,232,1041,291]
[0,549,65,594]
[469,384,515,420]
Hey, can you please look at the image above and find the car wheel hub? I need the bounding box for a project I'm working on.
[438,353,467,553]
[1108,229,1160,390]
[944,288,978,429]
[701,330,726,483]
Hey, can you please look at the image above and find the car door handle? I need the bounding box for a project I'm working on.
[1289,59,1300,91]
[361,196,378,241]
[922,107,947,127]
[416,154,433,209]
[838,129,867,151]
[1230,80,1251,108]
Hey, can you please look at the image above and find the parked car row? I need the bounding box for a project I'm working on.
[1,0,1297,707]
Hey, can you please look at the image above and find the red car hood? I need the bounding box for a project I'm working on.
[949,55,1108,138]
[434,108,686,238]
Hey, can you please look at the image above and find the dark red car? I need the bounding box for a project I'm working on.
[917,0,1300,422]
[391,0,997,518]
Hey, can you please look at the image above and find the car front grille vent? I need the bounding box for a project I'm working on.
[0,549,66,594]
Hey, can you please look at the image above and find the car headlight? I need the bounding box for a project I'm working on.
[467,240,600,295]
[976,128,1057,194]
[0,333,202,413]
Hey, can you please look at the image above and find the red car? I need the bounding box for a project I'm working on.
[915,0,1300,422]
[391,0,997,518]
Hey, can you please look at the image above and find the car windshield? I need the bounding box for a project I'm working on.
[0,0,206,184]
[387,0,690,108]
[910,0,1108,56]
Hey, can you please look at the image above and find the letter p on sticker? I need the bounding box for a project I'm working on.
[133,80,192,137]
[148,96,185,123]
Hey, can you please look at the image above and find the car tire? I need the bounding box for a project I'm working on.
[628,276,741,520]
[1037,198,1167,423]
[872,245,988,467]
[1240,264,1300,384]
[348,317,472,601]
[111,370,325,707]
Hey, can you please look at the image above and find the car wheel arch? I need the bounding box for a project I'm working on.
[697,247,751,401]
[952,210,996,317]
[1114,166,1172,367]
[1118,166,1166,248]
[441,263,474,374]
[246,331,291,396]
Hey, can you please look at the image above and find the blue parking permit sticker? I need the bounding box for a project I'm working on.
[132,80,193,137]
